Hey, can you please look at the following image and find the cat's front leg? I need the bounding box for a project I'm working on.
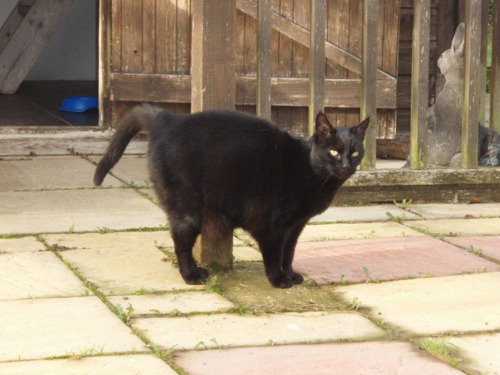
[255,232,294,288]
[281,222,307,285]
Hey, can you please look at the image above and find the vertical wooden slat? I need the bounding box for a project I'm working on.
[121,0,143,73]
[256,0,272,120]
[409,0,430,169]
[99,0,112,127]
[461,0,481,169]
[492,0,500,131]
[479,0,489,125]
[308,0,326,135]
[176,0,191,74]
[142,0,156,74]
[110,0,122,73]
[360,0,378,170]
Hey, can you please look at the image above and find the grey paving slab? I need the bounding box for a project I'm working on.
[311,204,421,223]
[108,291,234,316]
[338,272,500,335]
[133,312,385,350]
[0,355,176,375]
[176,342,462,375]
[0,236,45,253]
[0,189,166,234]
[445,236,500,262]
[294,236,500,285]
[0,251,87,300]
[233,246,261,261]
[299,222,424,242]
[88,155,150,187]
[409,218,500,236]
[0,156,121,191]
[0,296,147,361]
[448,333,500,375]
[57,238,199,295]
[409,203,500,219]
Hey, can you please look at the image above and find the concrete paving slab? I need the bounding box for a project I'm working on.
[88,155,150,187]
[0,355,176,375]
[233,246,261,261]
[176,342,462,375]
[311,204,421,223]
[409,218,500,236]
[337,272,500,335]
[133,312,385,350]
[0,251,87,300]
[299,222,423,242]
[294,236,500,285]
[58,241,199,295]
[445,236,500,262]
[0,236,45,253]
[0,189,166,234]
[0,296,147,361]
[108,291,234,316]
[409,203,500,219]
[0,156,122,191]
[448,333,500,375]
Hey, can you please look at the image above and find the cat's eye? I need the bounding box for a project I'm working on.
[329,149,340,158]
[352,151,359,158]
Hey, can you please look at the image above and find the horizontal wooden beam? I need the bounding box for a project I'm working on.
[110,73,397,108]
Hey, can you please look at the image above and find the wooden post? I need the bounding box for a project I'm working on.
[461,0,481,169]
[479,0,489,125]
[492,0,500,132]
[191,0,236,270]
[409,0,430,169]
[360,0,378,170]
[256,0,272,120]
[308,0,326,135]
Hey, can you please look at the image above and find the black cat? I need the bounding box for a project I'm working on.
[94,105,369,288]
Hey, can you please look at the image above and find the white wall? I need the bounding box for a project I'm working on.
[0,0,97,80]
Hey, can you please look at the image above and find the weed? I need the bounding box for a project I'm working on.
[340,274,347,285]
[418,339,462,367]
[135,287,151,295]
[204,275,223,294]
[393,198,413,209]
[468,245,483,256]
[67,223,75,234]
[386,211,405,223]
[363,266,382,283]
[346,297,363,311]
[115,303,135,325]
[96,227,114,234]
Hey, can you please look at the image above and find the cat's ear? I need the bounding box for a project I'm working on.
[350,117,370,139]
[315,113,336,140]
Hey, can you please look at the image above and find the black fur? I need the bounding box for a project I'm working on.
[95,105,369,288]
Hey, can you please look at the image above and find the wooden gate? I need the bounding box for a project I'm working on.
[100,0,400,138]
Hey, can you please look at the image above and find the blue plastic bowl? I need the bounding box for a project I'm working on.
[60,96,98,113]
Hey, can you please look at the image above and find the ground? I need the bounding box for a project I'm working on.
[0,154,500,374]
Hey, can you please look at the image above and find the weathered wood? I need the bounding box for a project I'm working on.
[409,0,430,169]
[99,0,112,127]
[0,0,76,94]
[110,73,397,109]
[0,1,35,52]
[492,0,500,132]
[360,0,378,170]
[461,0,481,169]
[256,0,272,120]
[308,0,326,134]
[479,0,489,125]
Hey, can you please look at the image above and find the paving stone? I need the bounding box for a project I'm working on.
[0,251,87,300]
[233,246,261,261]
[0,156,121,191]
[445,236,500,262]
[57,238,199,295]
[0,355,176,375]
[0,189,166,234]
[108,291,234,316]
[299,222,423,242]
[0,236,45,253]
[448,333,500,375]
[337,272,500,335]
[88,155,150,187]
[311,204,421,223]
[133,312,385,350]
[176,342,462,375]
[409,218,500,236]
[409,203,500,219]
[0,296,147,361]
[294,236,500,285]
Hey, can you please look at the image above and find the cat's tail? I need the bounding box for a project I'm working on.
[94,104,163,186]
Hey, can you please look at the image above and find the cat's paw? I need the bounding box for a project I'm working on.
[290,272,304,285]
[183,267,209,285]
[268,274,294,289]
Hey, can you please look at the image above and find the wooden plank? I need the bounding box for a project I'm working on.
[492,0,500,132]
[409,0,430,169]
[256,0,272,120]
[308,0,326,134]
[110,0,122,72]
[121,0,143,73]
[360,0,378,170]
[99,0,112,127]
[292,0,310,77]
[142,0,156,74]
[479,0,489,124]
[0,2,29,52]
[110,73,397,108]
[236,0,395,81]
[176,0,191,74]
[0,0,76,94]
[461,0,481,169]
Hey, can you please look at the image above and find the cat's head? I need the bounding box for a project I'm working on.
[310,113,369,181]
